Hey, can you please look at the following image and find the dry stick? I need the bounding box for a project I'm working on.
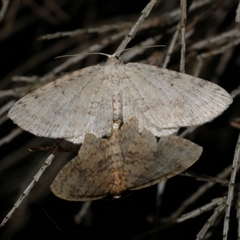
[236,0,240,22]
[237,192,240,239]
[163,165,233,223]
[153,181,167,229]
[26,0,60,25]
[44,0,70,22]
[190,29,240,50]
[0,138,51,174]
[180,0,187,73]
[192,33,236,78]
[0,139,64,227]
[162,22,181,68]
[39,0,210,42]
[231,86,240,99]
[177,197,225,223]
[0,0,9,22]
[0,100,15,116]
[223,133,240,240]
[213,48,234,82]
[12,75,40,83]
[0,87,30,98]
[114,0,158,57]
[38,22,132,40]
[199,39,240,59]
[179,126,199,137]
[74,201,92,224]
[181,171,229,186]
[230,118,240,130]
[194,38,240,78]
[0,128,23,146]
[0,114,8,125]
[196,201,226,240]
[131,197,225,240]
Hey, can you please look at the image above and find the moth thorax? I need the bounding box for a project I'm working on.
[112,89,123,121]
[109,170,126,195]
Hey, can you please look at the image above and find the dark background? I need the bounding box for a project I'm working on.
[0,0,240,239]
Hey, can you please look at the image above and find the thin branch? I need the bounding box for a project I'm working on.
[163,165,233,222]
[236,0,240,22]
[223,133,240,240]
[0,0,9,22]
[0,139,64,227]
[196,201,226,239]
[114,0,158,57]
[177,197,225,223]
[74,201,92,224]
[180,0,187,73]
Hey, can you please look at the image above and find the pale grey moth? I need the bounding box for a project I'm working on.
[8,56,233,143]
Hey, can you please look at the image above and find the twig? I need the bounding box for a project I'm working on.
[179,126,199,138]
[131,197,225,240]
[38,22,132,40]
[190,29,240,50]
[0,139,64,227]
[162,22,180,69]
[180,0,187,73]
[236,0,240,22]
[0,100,15,116]
[177,197,225,223]
[181,171,229,186]
[230,86,240,99]
[236,192,240,239]
[114,0,158,57]
[74,201,92,224]
[0,128,23,146]
[0,0,9,22]
[223,133,240,240]
[196,201,226,239]
[198,39,240,59]
[153,181,167,227]
[163,165,233,222]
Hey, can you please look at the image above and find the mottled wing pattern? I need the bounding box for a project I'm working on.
[51,118,202,200]
[8,65,113,143]
[118,117,142,156]
[122,62,232,136]
[126,134,203,190]
[50,133,111,201]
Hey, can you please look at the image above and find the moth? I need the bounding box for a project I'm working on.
[8,56,232,143]
[51,118,203,201]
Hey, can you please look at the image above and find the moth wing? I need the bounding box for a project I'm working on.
[123,63,232,137]
[8,65,113,143]
[122,128,159,189]
[51,133,111,201]
[128,135,203,190]
[118,117,142,156]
